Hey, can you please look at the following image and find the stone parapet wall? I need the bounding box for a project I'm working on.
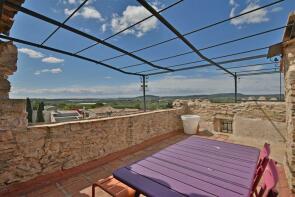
[187,100,285,122]
[0,108,184,189]
[182,100,286,142]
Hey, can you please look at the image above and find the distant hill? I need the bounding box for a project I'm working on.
[29,93,284,104]
[134,95,160,100]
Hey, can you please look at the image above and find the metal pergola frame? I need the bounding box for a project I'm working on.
[0,0,288,111]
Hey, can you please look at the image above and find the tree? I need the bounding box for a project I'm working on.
[36,102,45,122]
[94,102,104,108]
[26,98,33,123]
[166,102,173,109]
[134,103,140,109]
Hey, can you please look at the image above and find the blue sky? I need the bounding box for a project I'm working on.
[7,0,295,98]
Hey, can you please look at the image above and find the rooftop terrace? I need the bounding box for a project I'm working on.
[1,131,293,197]
[0,0,295,196]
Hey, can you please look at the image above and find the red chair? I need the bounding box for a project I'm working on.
[257,143,270,169]
[256,159,279,197]
[251,143,271,196]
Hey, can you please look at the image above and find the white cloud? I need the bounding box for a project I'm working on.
[271,6,283,13]
[80,6,103,20]
[34,68,63,75]
[64,0,94,5]
[42,57,64,64]
[18,48,65,65]
[64,6,104,20]
[104,76,112,79]
[80,27,91,33]
[111,5,159,37]
[229,0,235,6]
[101,24,107,32]
[229,1,270,27]
[11,73,283,98]
[68,0,77,4]
[64,8,75,15]
[18,48,44,58]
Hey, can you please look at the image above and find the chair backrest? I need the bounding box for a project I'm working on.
[258,143,270,165]
[251,143,271,196]
[264,159,279,190]
[252,157,269,195]
[257,159,279,197]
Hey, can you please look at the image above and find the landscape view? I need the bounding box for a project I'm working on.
[27,93,284,124]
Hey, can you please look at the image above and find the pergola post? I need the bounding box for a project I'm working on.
[234,72,238,103]
[142,75,147,112]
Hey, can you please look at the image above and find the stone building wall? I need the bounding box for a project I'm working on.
[176,99,287,143]
[0,99,27,130]
[283,39,295,191]
[0,108,184,188]
[0,41,17,99]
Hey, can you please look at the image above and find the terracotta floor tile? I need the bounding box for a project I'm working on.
[118,156,141,166]
[27,189,65,197]
[133,150,152,158]
[63,183,92,196]
[279,188,293,197]
[278,178,289,188]
[59,175,87,186]
[40,191,66,197]
[84,167,112,183]
[123,153,144,162]
[25,184,65,197]
[59,175,91,195]
[108,159,126,169]
[72,185,112,197]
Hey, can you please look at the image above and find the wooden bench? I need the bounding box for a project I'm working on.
[92,176,135,197]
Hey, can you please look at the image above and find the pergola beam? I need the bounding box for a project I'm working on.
[138,0,235,77]
[0,34,143,76]
[238,70,280,76]
[102,0,285,65]
[216,62,274,71]
[145,54,267,76]
[235,68,278,74]
[5,1,173,72]
[41,0,89,45]
[133,46,270,73]
[75,0,184,55]
[119,25,286,70]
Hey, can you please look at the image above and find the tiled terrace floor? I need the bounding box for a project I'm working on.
[5,132,294,197]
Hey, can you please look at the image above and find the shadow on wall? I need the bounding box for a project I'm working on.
[254,101,286,142]
[197,129,214,137]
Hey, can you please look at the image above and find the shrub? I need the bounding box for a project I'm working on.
[36,102,45,122]
[26,98,33,123]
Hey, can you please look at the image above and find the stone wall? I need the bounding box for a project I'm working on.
[0,99,27,130]
[177,99,287,143]
[283,38,295,191]
[0,41,17,99]
[0,108,184,188]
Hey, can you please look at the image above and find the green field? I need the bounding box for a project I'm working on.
[29,96,173,111]
[28,93,284,111]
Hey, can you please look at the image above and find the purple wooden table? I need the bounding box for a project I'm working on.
[113,136,260,197]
